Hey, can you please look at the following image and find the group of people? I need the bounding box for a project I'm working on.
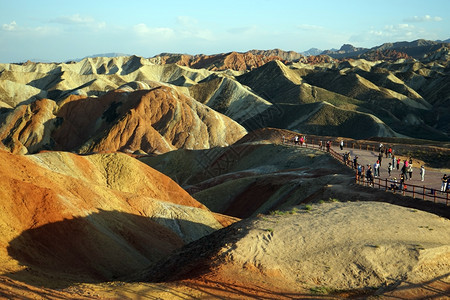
[283,135,307,147]
[284,137,447,194]
[348,142,428,190]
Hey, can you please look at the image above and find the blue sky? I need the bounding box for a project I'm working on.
[1,0,449,63]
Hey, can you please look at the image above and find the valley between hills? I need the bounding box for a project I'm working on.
[0,40,449,299]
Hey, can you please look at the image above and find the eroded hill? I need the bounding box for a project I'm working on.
[141,201,450,298]
[1,52,449,144]
[0,150,236,288]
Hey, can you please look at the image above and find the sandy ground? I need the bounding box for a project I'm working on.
[134,201,450,299]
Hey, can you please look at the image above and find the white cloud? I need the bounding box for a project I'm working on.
[351,23,422,43]
[51,14,95,25]
[404,15,443,22]
[2,21,17,31]
[50,14,106,31]
[133,23,174,38]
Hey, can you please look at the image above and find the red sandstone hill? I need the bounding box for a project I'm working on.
[0,85,247,155]
[150,51,291,71]
[0,149,236,287]
[359,49,411,61]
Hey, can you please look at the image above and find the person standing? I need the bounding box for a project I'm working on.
[420,166,425,182]
[366,165,373,186]
[400,173,405,190]
[441,174,448,192]
[388,162,393,177]
[401,163,408,180]
[378,152,383,164]
[340,140,344,150]
[396,158,401,170]
[407,162,413,180]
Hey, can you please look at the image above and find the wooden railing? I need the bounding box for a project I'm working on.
[355,176,449,206]
[281,137,449,206]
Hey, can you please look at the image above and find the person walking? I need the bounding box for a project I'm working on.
[388,162,393,177]
[420,166,425,182]
[340,140,344,150]
[396,158,401,170]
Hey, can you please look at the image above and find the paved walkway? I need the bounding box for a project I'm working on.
[330,145,449,206]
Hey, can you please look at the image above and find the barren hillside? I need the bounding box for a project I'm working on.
[0,150,235,288]
[141,201,450,298]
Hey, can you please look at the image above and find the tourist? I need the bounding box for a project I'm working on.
[366,165,373,186]
[396,158,401,170]
[294,135,299,145]
[420,166,425,182]
[401,163,408,180]
[400,173,405,189]
[340,140,344,150]
[357,164,362,179]
[388,162,393,177]
[407,162,413,180]
[441,174,448,192]
[390,177,398,191]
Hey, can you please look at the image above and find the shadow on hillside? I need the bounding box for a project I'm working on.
[375,272,450,298]
[5,209,218,289]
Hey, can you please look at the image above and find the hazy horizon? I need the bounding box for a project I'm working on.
[1,0,449,63]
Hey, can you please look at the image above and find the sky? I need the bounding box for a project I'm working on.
[1,0,449,63]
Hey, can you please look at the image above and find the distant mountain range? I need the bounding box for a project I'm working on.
[304,39,450,60]
[143,39,449,71]
[71,52,131,62]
